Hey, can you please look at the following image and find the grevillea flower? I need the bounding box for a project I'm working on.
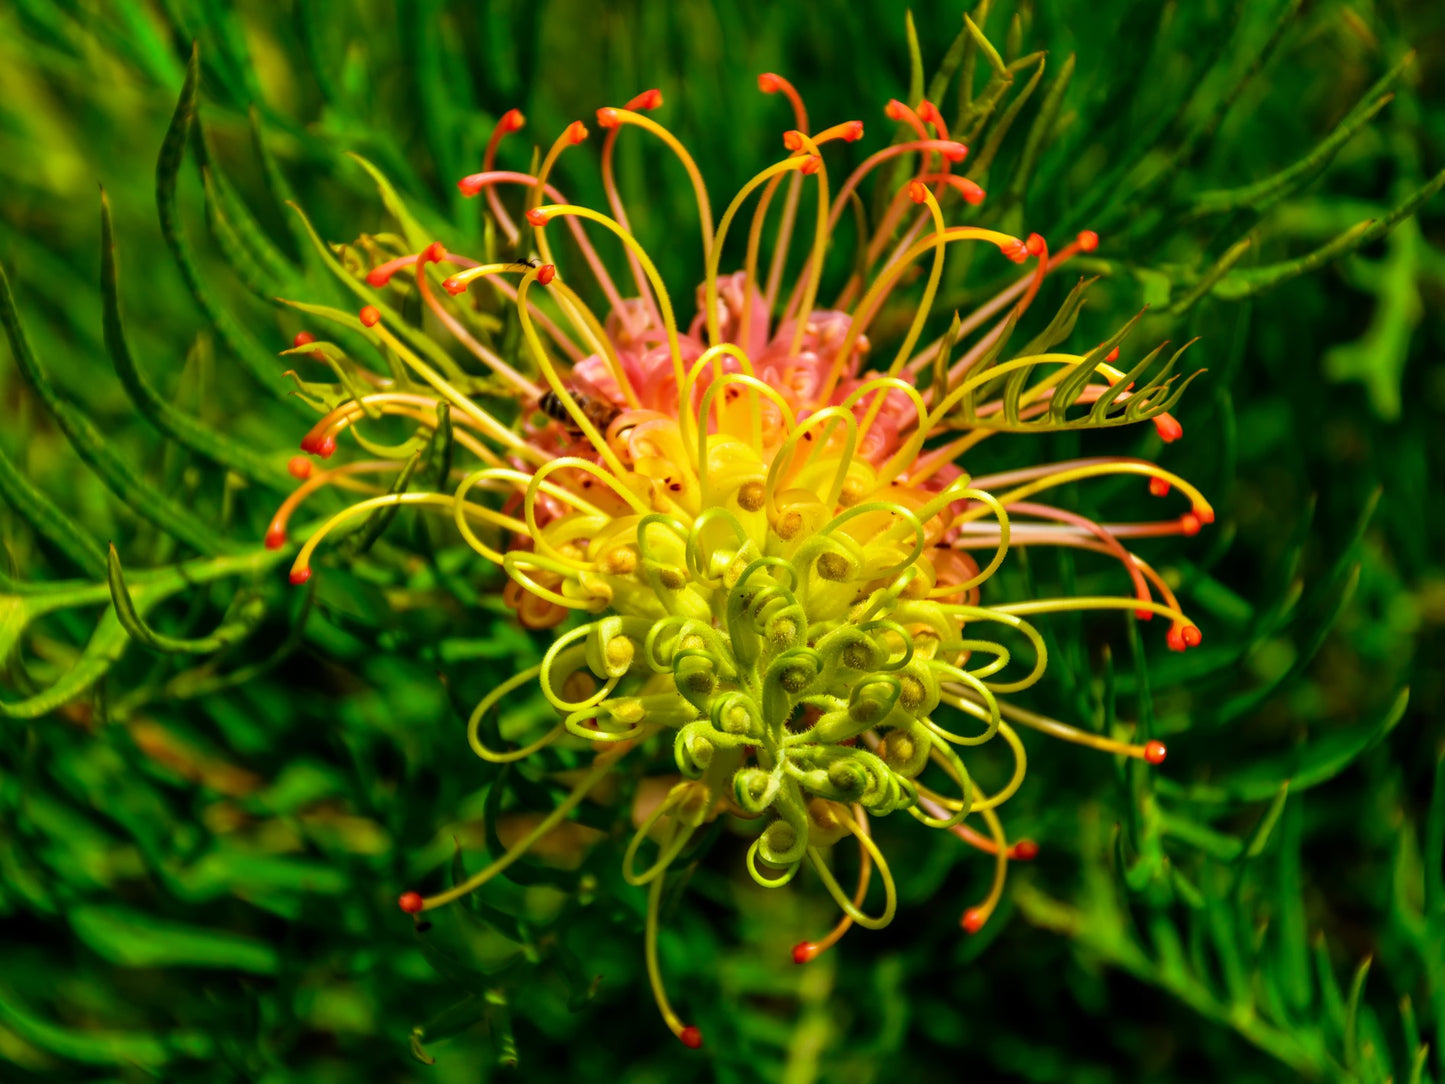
[271,75,1211,1046]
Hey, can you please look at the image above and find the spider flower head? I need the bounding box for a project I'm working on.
[273,76,1210,1045]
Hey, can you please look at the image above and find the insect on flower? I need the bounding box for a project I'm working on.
[270,73,1209,1046]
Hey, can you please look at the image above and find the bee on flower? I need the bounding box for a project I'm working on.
[269,72,1209,1047]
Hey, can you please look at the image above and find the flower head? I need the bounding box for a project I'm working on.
[272,72,1209,1044]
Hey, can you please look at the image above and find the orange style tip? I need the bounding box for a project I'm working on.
[1010,839,1040,861]
[917,99,942,125]
[842,120,864,141]
[678,1025,703,1050]
[1104,347,1121,363]
[942,141,969,162]
[566,119,589,143]
[526,208,551,227]
[783,130,804,152]
[501,108,525,132]
[1148,477,1171,497]
[956,178,986,205]
[359,305,381,328]
[1179,512,1202,537]
[1154,414,1184,442]
[1144,740,1168,765]
[289,567,312,585]
[629,88,663,110]
[885,98,908,120]
[801,155,822,175]
[365,268,390,288]
[1076,229,1100,252]
[456,177,483,197]
[292,330,316,348]
[398,891,425,914]
[422,241,446,264]
[907,180,928,204]
[287,455,313,480]
[791,941,818,964]
[1001,239,1029,264]
[596,106,620,128]
[1181,624,1202,648]
[1166,627,1186,651]
[1194,505,1215,525]
[1134,608,1154,620]
[962,908,987,934]
[1025,232,1046,256]
[537,264,557,286]
[315,436,337,459]
[264,526,286,550]
[757,72,781,93]
[442,276,466,295]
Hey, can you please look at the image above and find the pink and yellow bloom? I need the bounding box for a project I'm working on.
[271,73,1210,1045]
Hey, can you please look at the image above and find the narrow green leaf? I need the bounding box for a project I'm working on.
[107,544,265,655]
[341,454,421,558]
[157,44,306,409]
[0,985,212,1066]
[1343,956,1371,1069]
[0,440,107,578]
[101,191,286,488]
[1005,52,1073,206]
[70,903,278,974]
[1168,237,1253,316]
[904,11,924,112]
[963,14,1007,77]
[0,262,229,555]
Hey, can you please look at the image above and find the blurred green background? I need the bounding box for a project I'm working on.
[0,1,1442,1081]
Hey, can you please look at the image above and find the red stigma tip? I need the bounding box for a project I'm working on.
[1077,230,1099,252]
[1001,239,1029,264]
[316,436,337,459]
[456,177,482,197]
[596,107,620,128]
[502,108,525,132]
[1105,347,1121,363]
[956,178,986,205]
[801,155,821,175]
[907,180,928,204]
[942,142,968,162]
[1144,740,1168,765]
[1154,414,1184,442]
[791,941,818,964]
[442,277,466,295]
[1180,512,1202,537]
[1148,477,1170,497]
[566,120,589,143]
[1181,624,1202,647]
[526,208,550,227]
[679,1026,703,1050]
[299,435,318,454]
[422,241,446,264]
[1025,233,1046,256]
[1010,839,1039,861]
[365,268,390,288]
[359,305,381,328]
[783,130,804,152]
[962,908,987,934]
[630,88,663,110]
[758,73,780,92]
[843,120,864,141]
[398,891,425,914]
[287,456,313,480]
[1195,505,1215,525]
[885,99,907,120]
[917,100,942,125]
[289,567,312,585]
[292,331,316,348]
[536,264,556,285]
[264,526,286,550]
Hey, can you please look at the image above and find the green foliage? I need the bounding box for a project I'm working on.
[0,1,1441,1081]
